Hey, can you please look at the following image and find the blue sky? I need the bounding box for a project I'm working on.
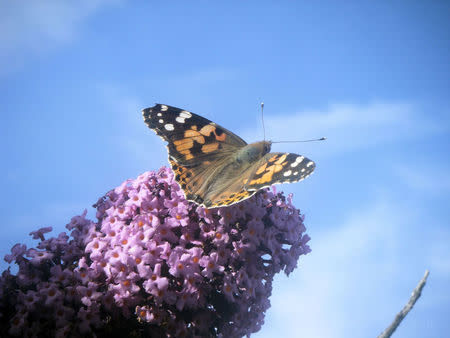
[1,1,449,337]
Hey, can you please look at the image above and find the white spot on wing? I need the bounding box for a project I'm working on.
[283,170,292,177]
[180,111,192,118]
[164,123,174,131]
[307,161,314,167]
[291,162,299,167]
[161,105,168,111]
[293,171,298,175]
[157,113,162,117]
[176,116,185,123]
[159,119,164,123]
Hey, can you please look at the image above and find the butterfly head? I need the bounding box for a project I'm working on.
[262,140,272,154]
[250,140,272,157]
[249,140,272,154]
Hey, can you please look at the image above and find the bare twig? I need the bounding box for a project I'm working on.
[377,270,430,338]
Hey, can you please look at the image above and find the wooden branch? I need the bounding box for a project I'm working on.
[377,270,430,338]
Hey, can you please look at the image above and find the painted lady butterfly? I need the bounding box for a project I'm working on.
[142,104,315,208]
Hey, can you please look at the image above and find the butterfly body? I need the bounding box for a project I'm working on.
[142,104,315,208]
[234,141,271,164]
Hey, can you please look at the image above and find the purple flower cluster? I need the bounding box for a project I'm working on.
[0,167,311,337]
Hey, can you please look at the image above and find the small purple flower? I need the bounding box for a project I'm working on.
[222,275,239,302]
[242,219,264,244]
[18,290,40,311]
[76,281,103,306]
[55,325,72,338]
[167,249,187,278]
[175,289,199,311]
[38,232,69,251]
[135,305,164,324]
[153,221,179,243]
[49,265,73,286]
[77,305,101,334]
[4,244,27,264]
[125,188,147,208]
[8,315,26,336]
[186,247,203,266]
[26,248,54,265]
[211,226,230,246]
[37,282,62,306]
[140,241,163,267]
[199,252,225,278]
[142,263,169,297]
[29,226,52,241]
[54,305,75,328]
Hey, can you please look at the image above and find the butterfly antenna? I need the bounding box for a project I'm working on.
[261,102,266,140]
[272,137,327,143]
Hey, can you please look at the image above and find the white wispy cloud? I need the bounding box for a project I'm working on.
[0,0,121,70]
[242,102,445,157]
[393,164,450,194]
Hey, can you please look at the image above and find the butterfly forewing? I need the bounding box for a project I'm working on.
[142,104,246,167]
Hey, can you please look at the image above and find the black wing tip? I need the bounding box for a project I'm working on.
[142,104,167,122]
[142,103,162,112]
[142,104,188,117]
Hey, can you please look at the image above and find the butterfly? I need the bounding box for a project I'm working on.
[142,104,316,208]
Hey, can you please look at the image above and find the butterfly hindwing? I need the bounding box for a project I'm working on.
[207,189,255,208]
[203,153,315,207]
[169,159,205,205]
[142,104,246,167]
[170,155,253,208]
[245,152,315,191]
